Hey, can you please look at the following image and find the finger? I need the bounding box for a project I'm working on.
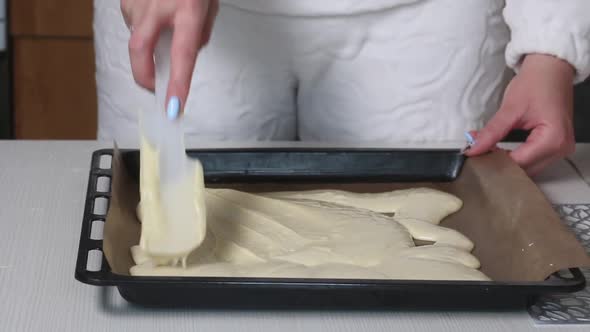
[201,0,219,47]
[128,5,169,90]
[465,106,521,156]
[508,126,574,175]
[167,7,207,113]
[121,0,144,30]
[509,127,549,169]
[467,130,500,152]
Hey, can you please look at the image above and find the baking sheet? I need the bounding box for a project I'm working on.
[103,147,590,282]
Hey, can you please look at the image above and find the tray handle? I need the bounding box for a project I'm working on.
[75,150,116,286]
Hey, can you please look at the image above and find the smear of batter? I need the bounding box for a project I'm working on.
[137,135,207,267]
[133,144,489,280]
[263,188,463,224]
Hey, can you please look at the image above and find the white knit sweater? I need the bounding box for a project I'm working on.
[221,0,590,83]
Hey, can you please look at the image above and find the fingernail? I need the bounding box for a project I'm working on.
[464,131,476,146]
[167,96,180,120]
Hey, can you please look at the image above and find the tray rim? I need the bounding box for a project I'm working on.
[75,149,587,295]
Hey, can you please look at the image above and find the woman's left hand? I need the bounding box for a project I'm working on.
[465,54,576,176]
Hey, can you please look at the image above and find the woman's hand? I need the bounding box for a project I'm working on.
[121,0,219,114]
[465,54,576,176]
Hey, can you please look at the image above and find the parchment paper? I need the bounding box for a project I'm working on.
[103,148,590,281]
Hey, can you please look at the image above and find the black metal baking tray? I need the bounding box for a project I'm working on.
[75,148,586,309]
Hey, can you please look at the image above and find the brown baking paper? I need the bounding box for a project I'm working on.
[103,147,590,281]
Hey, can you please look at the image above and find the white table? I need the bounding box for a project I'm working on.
[1,140,589,332]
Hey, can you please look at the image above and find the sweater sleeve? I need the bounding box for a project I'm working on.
[503,0,590,84]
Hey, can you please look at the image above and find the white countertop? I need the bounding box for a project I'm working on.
[1,140,589,332]
[570,144,590,186]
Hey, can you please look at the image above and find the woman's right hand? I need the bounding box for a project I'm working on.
[121,0,219,115]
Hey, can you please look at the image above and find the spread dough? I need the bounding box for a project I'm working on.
[133,142,489,280]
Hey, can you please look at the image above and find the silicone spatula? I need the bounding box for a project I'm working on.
[140,30,205,264]
[147,29,185,187]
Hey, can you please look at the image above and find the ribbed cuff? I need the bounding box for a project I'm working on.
[505,23,590,84]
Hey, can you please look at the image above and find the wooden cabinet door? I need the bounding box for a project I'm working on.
[10,0,96,139]
[13,38,97,139]
[10,0,93,37]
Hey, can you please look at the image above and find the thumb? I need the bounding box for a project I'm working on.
[465,106,520,156]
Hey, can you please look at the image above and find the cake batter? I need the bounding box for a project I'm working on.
[133,140,488,280]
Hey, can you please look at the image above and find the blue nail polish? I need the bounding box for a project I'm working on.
[167,96,180,120]
[464,131,476,146]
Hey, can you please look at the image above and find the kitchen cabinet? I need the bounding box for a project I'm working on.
[10,0,96,139]
[1,0,9,138]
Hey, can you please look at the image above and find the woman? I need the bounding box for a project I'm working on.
[94,0,590,175]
